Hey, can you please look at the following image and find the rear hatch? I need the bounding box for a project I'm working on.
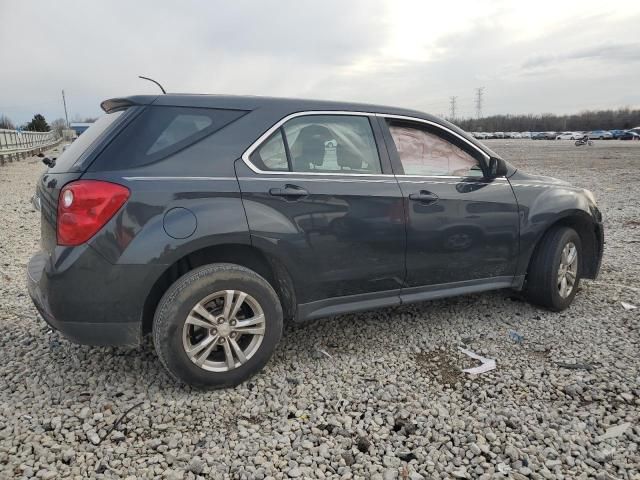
[35,109,131,253]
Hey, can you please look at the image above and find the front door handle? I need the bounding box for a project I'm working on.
[408,190,439,205]
[269,184,308,199]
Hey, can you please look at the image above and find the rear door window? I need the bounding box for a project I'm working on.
[250,130,289,171]
[284,115,382,174]
[90,106,247,171]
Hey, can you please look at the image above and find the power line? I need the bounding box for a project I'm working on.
[475,87,484,119]
[449,96,457,120]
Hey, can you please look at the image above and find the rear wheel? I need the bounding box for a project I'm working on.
[525,227,581,311]
[153,263,283,388]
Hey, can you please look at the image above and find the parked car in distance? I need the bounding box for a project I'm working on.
[532,132,551,140]
[588,130,613,140]
[494,131,505,139]
[619,131,640,140]
[556,132,582,140]
[510,132,522,139]
[27,93,604,388]
[609,129,626,139]
[521,132,532,139]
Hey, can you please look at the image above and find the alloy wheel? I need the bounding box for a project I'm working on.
[182,290,266,372]
[557,242,578,298]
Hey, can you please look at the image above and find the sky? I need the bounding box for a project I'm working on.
[1,0,639,125]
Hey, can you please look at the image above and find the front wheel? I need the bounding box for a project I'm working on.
[525,227,582,311]
[153,263,283,389]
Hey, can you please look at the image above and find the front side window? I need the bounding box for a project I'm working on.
[389,124,481,177]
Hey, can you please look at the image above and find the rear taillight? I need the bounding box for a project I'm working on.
[57,180,130,246]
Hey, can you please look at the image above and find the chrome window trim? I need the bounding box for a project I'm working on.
[241,110,495,179]
[123,176,234,181]
[237,176,397,184]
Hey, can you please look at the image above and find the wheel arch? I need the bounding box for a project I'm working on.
[523,211,602,282]
[141,243,297,335]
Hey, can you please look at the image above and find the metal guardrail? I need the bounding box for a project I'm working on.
[0,129,60,166]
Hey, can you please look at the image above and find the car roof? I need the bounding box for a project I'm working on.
[100,93,501,159]
[103,93,437,118]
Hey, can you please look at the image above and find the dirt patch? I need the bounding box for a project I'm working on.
[414,349,462,386]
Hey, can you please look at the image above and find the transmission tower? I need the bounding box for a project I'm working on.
[475,87,484,119]
[449,96,457,120]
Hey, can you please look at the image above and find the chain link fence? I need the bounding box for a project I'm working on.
[0,129,60,166]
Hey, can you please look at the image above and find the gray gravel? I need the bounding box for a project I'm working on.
[1,140,639,479]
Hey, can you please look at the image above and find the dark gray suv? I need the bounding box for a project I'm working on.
[27,94,604,388]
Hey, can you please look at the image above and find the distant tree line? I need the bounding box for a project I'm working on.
[455,108,640,132]
[0,113,68,134]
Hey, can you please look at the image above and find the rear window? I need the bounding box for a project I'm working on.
[50,111,124,172]
[90,106,246,171]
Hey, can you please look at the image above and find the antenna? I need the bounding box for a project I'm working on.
[449,96,457,120]
[138,76,166,94]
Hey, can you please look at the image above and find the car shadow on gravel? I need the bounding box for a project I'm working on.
[39,288,539,392]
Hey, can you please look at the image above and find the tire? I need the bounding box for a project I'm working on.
[525,226,582,311]
[153,263,283,389]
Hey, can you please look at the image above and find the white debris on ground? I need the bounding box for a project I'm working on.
[1,140,639,479]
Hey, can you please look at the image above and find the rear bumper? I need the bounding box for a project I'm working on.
[27,248,162,346]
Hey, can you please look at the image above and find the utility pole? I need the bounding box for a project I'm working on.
[449,96,457,120]
[61,89,69,128]
[475,87,484,119]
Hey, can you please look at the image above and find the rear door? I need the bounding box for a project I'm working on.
[378,116,520,290]
[236,112,406,308]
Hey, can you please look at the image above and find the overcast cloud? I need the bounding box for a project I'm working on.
[1,0,639,124]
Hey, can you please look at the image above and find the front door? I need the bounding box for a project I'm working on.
[379,116,520,289]
[236,113,406,307]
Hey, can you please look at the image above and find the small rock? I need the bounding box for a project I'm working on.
[86,431,100,445]
[452,466,467,478]
[187,457,204,475]
[288,467,302,478]
[383,469,398,480]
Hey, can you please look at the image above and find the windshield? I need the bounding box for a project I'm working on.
[49,110,125,172]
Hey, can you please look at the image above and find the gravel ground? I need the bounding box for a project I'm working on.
[0,140,639,480]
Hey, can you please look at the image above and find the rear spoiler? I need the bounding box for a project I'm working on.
[100,95,159,113]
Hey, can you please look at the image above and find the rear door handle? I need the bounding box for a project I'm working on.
[408,190,439,205]
[269,184,308,198]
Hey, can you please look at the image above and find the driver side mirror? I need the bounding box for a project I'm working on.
[488,157,508,177]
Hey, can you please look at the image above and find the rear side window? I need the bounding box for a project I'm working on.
[91,106,246,171]
[49,111,124,172]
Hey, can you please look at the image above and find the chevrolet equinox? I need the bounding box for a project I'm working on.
[27,94,604,388]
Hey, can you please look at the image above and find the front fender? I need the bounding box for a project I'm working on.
[509,173,601,277]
